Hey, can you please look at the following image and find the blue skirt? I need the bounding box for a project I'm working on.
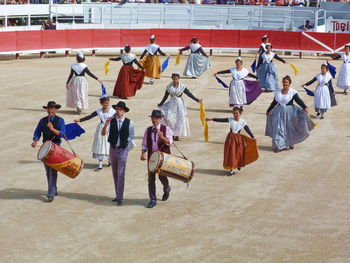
[257,63,279,91]
[265,105,314,150]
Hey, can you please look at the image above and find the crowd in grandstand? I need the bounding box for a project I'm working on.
[1,0,349,5]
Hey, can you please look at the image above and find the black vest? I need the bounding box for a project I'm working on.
[42,115,62,144]
[108,118,130,149]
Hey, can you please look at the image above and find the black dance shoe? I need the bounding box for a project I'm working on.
[147,201,157,208]
[162,192,170,201]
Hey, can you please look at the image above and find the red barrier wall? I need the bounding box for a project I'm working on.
[0,29,349,54]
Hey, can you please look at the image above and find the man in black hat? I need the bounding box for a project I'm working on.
[141,109,173,208]
[31,101,66,202]
[102,101,134,206]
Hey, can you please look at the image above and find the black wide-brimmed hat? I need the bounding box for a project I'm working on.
[112,101,129,112]
[149,109,163,118]
[43,101,61,109]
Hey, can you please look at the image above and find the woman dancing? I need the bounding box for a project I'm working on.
[66,51,102,114]
[214,57,259,107]
[256,43,287,92]
[179,37,210,78]
[266,75,314,153]
[110,45,145,99]
[302,63,337,119]
[74,96,116,171]
[206,107,258,176]
[158,73,202,141]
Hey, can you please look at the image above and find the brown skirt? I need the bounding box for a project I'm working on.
[140,55,161,79]
[113,65,145,98]
[223,133,259,170]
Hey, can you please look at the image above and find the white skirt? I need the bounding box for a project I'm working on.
[229,79,246,106]
[66,76,89,110]
[314,85,331,110]
[159,97,190,137]
[92,122,110,160]
[337,63,350,90]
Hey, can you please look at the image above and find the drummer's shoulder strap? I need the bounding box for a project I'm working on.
[159,125,171,154]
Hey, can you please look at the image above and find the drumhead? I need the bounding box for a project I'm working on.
[148,151,161,173]
[37,141,51,160]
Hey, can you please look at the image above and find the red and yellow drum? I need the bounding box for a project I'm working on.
[148,151,195,183]
[37,141,83,178]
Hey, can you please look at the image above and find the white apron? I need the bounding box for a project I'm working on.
[92,107,116,159]
[229,67,249,106]
[337,53,350,90]
[159,82,190,137]
[314,73,332,110]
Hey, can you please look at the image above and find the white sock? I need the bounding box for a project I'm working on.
[98,160,103,168]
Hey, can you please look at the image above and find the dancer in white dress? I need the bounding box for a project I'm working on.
[179,37,210,78]
[74,96,116,171]
[331,43,350,94]
[302,63,337,119]
[158,73,202,141]
[66,51,103,114]
[215,57,258,107]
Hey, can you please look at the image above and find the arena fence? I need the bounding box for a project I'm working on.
[0,29,349,58]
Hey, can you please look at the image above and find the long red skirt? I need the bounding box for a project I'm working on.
[223,133,259,170]
[113,65,145,98]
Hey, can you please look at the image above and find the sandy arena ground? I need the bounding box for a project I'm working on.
[0,53,349,263]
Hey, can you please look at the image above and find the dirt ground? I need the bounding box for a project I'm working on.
[0,53,349,263]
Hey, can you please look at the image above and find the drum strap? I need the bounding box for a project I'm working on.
[50,134,77,156]
[172,142,188,160]
[63,135,77,156]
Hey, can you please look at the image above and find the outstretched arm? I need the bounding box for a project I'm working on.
[183,88,200,103]
[243,125,255,139]
[302,77,317,87]
[133,59,145,70]
[247,73,258,79]
[158,91,170,106]
[140,49,147,60]
[66,69,74,84]
[215,69,231,75]
[274,54,286,64]
[266,99,278,113]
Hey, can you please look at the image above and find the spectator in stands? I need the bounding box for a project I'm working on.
[294,0,305,5]
[299,20,314,31]
[276,0,286,5]
[8,19,16,27]
[41,20,49,30]
[47,19,56,30]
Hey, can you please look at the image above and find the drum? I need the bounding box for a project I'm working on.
[148,151,195,183]
[37,141,83,178]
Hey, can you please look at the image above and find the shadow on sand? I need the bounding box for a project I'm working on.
[195,168,227,176]
[0,188,147,206]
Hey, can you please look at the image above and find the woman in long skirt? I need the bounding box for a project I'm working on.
[206,107,258,176]
[214,57,259,107]
[331,43,350,94]
[179,37,210,78]
[158,72,202,141]
[302,63,337,119]
[266,75,314,153]
[140,35,170,84]
[66,51,102,114]
[74,96,116,171]
[110,45,146,99]
[256,43,288,92]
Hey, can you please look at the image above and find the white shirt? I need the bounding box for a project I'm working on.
[114,117,135,149]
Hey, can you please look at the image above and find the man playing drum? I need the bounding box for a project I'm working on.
[141,110,173,209]
[102,101,134,206]
[31,101,66,202]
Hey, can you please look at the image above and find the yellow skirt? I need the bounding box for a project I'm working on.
[140,55,161,79]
